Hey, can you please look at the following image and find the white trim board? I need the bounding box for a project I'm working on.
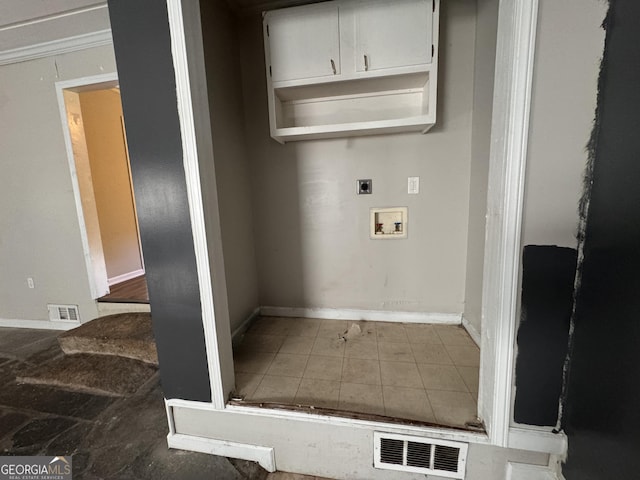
[462,316,481,347]
[166,398,567,455]
[506,462,559,480]
[508,428,567,455]
[168,398,489,445]
[478,0,539,447]
[0,318,78,331]
[0,29,112,66]
[56,72,120,301]
[166,0,227,410]
[260,306,462,324]
[97,302,151,316]
[167,432,276,472]
[108,269,145,286]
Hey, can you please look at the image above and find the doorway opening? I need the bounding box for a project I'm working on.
[188,0,499,434]
[57,74,148,307]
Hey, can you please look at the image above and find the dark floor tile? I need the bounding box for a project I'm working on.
[45,421,93,455]
[14,336,61,363]
[70,451,91,477]
[0,329,58,354]
[0,411,30,440]
[18,353,157,397]
[70,395,116,421]
[0,360,28,384]
[126,441,251,480]
[10,417,77,450]
[86,445,131,479]
[0,383,106,419]
[23,339,65,365]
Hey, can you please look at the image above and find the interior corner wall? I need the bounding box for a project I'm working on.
[521,0,607,249]
[79,88,142,281]
[238,0,477,315]
[0,46,117,324]
[512,0,606,429]
[464,0,499,335]
[108,0,211,402]
[199,0,259,332]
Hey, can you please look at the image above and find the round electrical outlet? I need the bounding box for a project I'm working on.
[357,179,372,195]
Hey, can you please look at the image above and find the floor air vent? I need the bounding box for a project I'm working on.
[374,432,467,479]
[48,304,80,322]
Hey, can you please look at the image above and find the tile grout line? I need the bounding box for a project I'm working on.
[291,326,316,403]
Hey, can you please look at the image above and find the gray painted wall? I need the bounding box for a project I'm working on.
[200,0,260,333]
[0,46,117,323]
[522,0,607,249]
[464,0,499,336]
[173,405,550,480]
[239,0,478,315]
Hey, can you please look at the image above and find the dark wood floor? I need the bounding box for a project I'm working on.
[98,275,149,304]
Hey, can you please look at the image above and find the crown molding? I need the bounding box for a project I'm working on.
[0,29,112,66]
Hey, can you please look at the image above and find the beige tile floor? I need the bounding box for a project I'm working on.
[233,317,480,429]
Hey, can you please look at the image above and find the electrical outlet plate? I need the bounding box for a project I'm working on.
[408,176,420,194]
[357,179,372,195]
[370,207,408,239]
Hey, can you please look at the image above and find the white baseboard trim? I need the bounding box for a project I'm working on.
[107,269,145,286]
[506,462,559,480]
[97,303,151,316]
[260,306,462,324]
[167,432,276,472]
[0,318,78,331]
[0,29,113,66]
[462,316,481,347]
[508,427,567,455]
[231,307,260,343]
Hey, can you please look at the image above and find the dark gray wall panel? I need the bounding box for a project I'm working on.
[107,0,211,402]
[563,0,640,477]
[515,245,576,426]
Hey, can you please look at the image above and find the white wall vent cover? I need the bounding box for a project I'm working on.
[374,432,468,479]
[47,304,80,323]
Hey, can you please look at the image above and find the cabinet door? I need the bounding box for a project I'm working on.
[354,0,433,73]
[265,3,341,83]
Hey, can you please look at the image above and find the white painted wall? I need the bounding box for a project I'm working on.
[80,88,143,282]
[0,45,117,323]
[239,0,478,315]
[521,0,607,249]
[464,0,499,336]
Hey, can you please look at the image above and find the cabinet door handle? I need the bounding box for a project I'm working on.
[364,54,369,71]
[330,59,337,75]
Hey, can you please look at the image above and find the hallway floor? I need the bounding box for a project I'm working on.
[233,317,480,429]
[98,275,149,303]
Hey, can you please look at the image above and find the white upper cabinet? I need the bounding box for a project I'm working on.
[265,3,340,82]
[263,0,440,142]
[352,0,433,73]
